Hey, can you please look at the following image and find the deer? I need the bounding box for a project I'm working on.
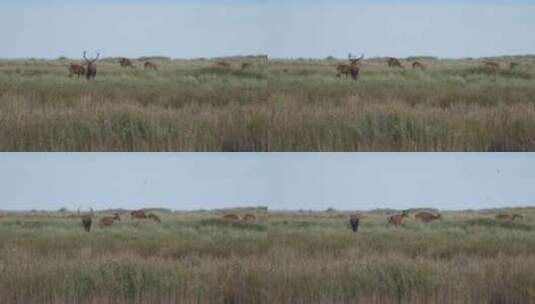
[412,61,425,70]
[215,61,231,68]
[388,210,409,226]
[144,61,158,71]
[131,210,147,220]
[387,57,403,68]
[414,211,441,223]
[147,213,161,223]
[496,213,523,221]
[81,208,94,232]
[83,51,99,80]
[337,53,364,80]
[223,214,240,221]
[349,214,360,232]
[119,58,134,68]
[99,213,121,227]
[68,64,85,78]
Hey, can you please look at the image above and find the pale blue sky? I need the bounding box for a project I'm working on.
[1,0,534,59]
[0,153,534,211]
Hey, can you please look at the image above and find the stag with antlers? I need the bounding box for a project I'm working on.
[337,54,364,80]
[83,51,100,80]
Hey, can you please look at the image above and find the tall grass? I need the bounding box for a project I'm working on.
[1,208,534,303]
[0,56,534,151]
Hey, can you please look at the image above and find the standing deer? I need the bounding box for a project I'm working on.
[215,61,231,68]
[412,61,425,70]
[349,214,360,232]
[81,208,94,232]
[131,210,147,219]
[83,51,100,80]
[99,213,120,227]
[388,210,409,226]
[348,53,364,80]
[387,57,403,68]
[119,58,134,68]
[144,61,158,71]
[68,64,85,78]
[415,211,441,223]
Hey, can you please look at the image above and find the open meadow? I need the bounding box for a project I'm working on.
[1,56,535,151]
[1,207,534,304]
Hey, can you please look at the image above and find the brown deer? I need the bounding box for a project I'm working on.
[388,210,409,226]
[68,64,85,78]
[336,63,351,78]
[83,51,99,80]
[349,214,360,232]
[348,53,364,80]
[243,214,256,221]
[223,214,240,221]
[412,61,425,70]
[131,210,147,219]
[144,61,158,71]
[415,211,441,223]
[496,213,523,221]
[119,58,134,68]
[99,213,120,227]
[81,208,93,232]
[387,57,403,68]
[147,213,161,223]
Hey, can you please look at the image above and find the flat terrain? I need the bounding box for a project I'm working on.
[1,56,535,151]
[1,207,534,303]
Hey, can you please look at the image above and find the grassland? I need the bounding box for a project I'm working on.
[1,55,535,151]
[1,207,534,303]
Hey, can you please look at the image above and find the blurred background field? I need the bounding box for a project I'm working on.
[1,55,535,151]
[1,206,534,304]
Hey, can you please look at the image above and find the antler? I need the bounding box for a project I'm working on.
[83,51,99,63]
[83,51,88,62]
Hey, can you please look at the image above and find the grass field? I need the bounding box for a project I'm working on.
[1,55,535,151]
[1,207,534,303]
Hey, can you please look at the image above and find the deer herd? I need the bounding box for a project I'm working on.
[348,210,524,232]
[78,208,525,233]
[66,51,519,81]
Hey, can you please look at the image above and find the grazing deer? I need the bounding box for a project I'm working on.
[147,213,161,223]
[415,211,441,223]
[387,57,403,68]
[336,63,351,78]
[144,61,158,71]
[99,213,120,227]
[349,214,360,232]
[223,214,240,221]
[68,64,85,78]
[388,210,409,226]
[412,61,425,70]
[243,214,256,221]
[119,58,134,68]
[83,51,99,80]
[81,208,93,232]
[131,210,147,219]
